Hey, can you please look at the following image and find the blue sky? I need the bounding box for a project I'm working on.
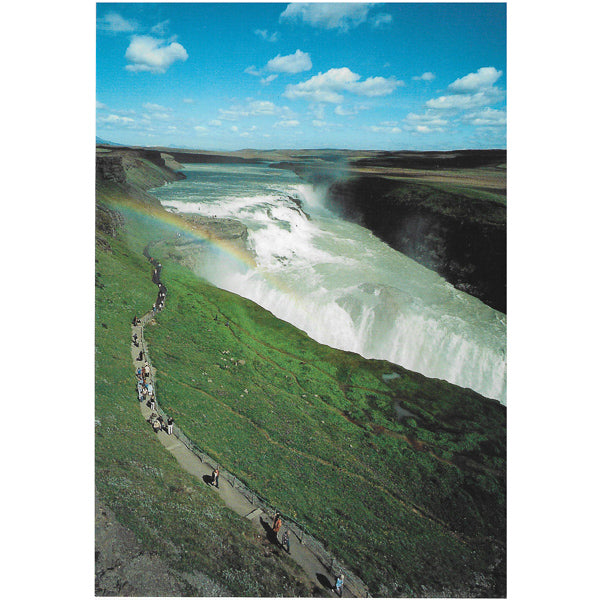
[96,3,506,150]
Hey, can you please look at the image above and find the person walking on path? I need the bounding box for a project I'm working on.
[272,514,282,538]
[272,512,281,531]
[212,467,220,488]
[333,574,344,597]
[144,361,150,380]
[167,416,174,435]
[282,529,290,553]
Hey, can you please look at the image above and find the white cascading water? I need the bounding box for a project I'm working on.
[151,164,506,404]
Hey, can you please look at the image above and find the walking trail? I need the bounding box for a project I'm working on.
[130,259,366,597]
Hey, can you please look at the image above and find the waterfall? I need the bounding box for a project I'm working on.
[151,164,507,404]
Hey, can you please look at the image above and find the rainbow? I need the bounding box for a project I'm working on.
[106,194,300,300]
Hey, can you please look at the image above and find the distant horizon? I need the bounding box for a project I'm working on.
[97,3,506,151]
[97,137,507,154]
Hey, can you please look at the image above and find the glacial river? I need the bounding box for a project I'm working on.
[151,163,506,404]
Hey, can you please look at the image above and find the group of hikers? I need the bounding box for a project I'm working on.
[150,258,166,314]
[131,255,348,598]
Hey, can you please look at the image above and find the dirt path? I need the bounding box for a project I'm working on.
[130,297,364,597]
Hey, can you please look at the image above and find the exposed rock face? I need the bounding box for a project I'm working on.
[96,155,126,184]
[96,148,186,191]
[326,176,507,313]
[181,214,249,248]
[96,201,124,238]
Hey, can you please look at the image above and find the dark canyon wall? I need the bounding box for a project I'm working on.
[325,176,506,313]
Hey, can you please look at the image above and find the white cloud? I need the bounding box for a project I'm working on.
[274,119,300,128]
[218,101,293,122]
[366,123,402,134]
[230,126,239,132]
[209,119,222,127]
[249,100,277,115]
[423,67,504,113]
[405,112,447,127]
[151,20,170,36]
[143,102,170,112]
[284,67,400,103]
[125,35,188,74]
[255,29,279,42]
[404,111,448,133]
[280,3,374,32]
[98,114,135,125]
[350,75,402,97]
[98,12,138,33]
[261,74,278,85]
[370,13,393,28]
[244,65,262,77]
[219,107,249,121]
[463,107,506,127]
[426,88,504,111]
[413,72,435,81]
[183,98,194,104]
[334,105,353,116]
[267,49,312,74]
[448,67,502,93]
[334,104,369,116]
[312,104,326,120]
[96,100,107,110]
[311,119,339,128]
[194,125,207,132]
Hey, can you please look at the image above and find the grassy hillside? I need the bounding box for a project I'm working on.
[96,181,505,596]
[95,209,316,596]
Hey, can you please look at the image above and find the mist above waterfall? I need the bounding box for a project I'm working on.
[151,163,506,404]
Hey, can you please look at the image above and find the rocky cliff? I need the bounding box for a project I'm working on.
[326,176,507,313]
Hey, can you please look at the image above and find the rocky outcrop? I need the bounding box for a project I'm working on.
[96,148,186,191]
[326,176,507,313]
[96,201,124,238]
[96,154,126,184]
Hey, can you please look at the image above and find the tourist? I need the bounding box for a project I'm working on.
[212,467,220,488]
[167,417,174,435]
[272,514,282,537]
[144,362,150,379]
[137,351,143,362]
[146,381,153,396]
[272,512,281,531]
[132,315,138,326]
[333,574,344,597]
[148,397,156,410]
[137,381,144,402]
[282,529,290,553]
[152,418,161,433]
